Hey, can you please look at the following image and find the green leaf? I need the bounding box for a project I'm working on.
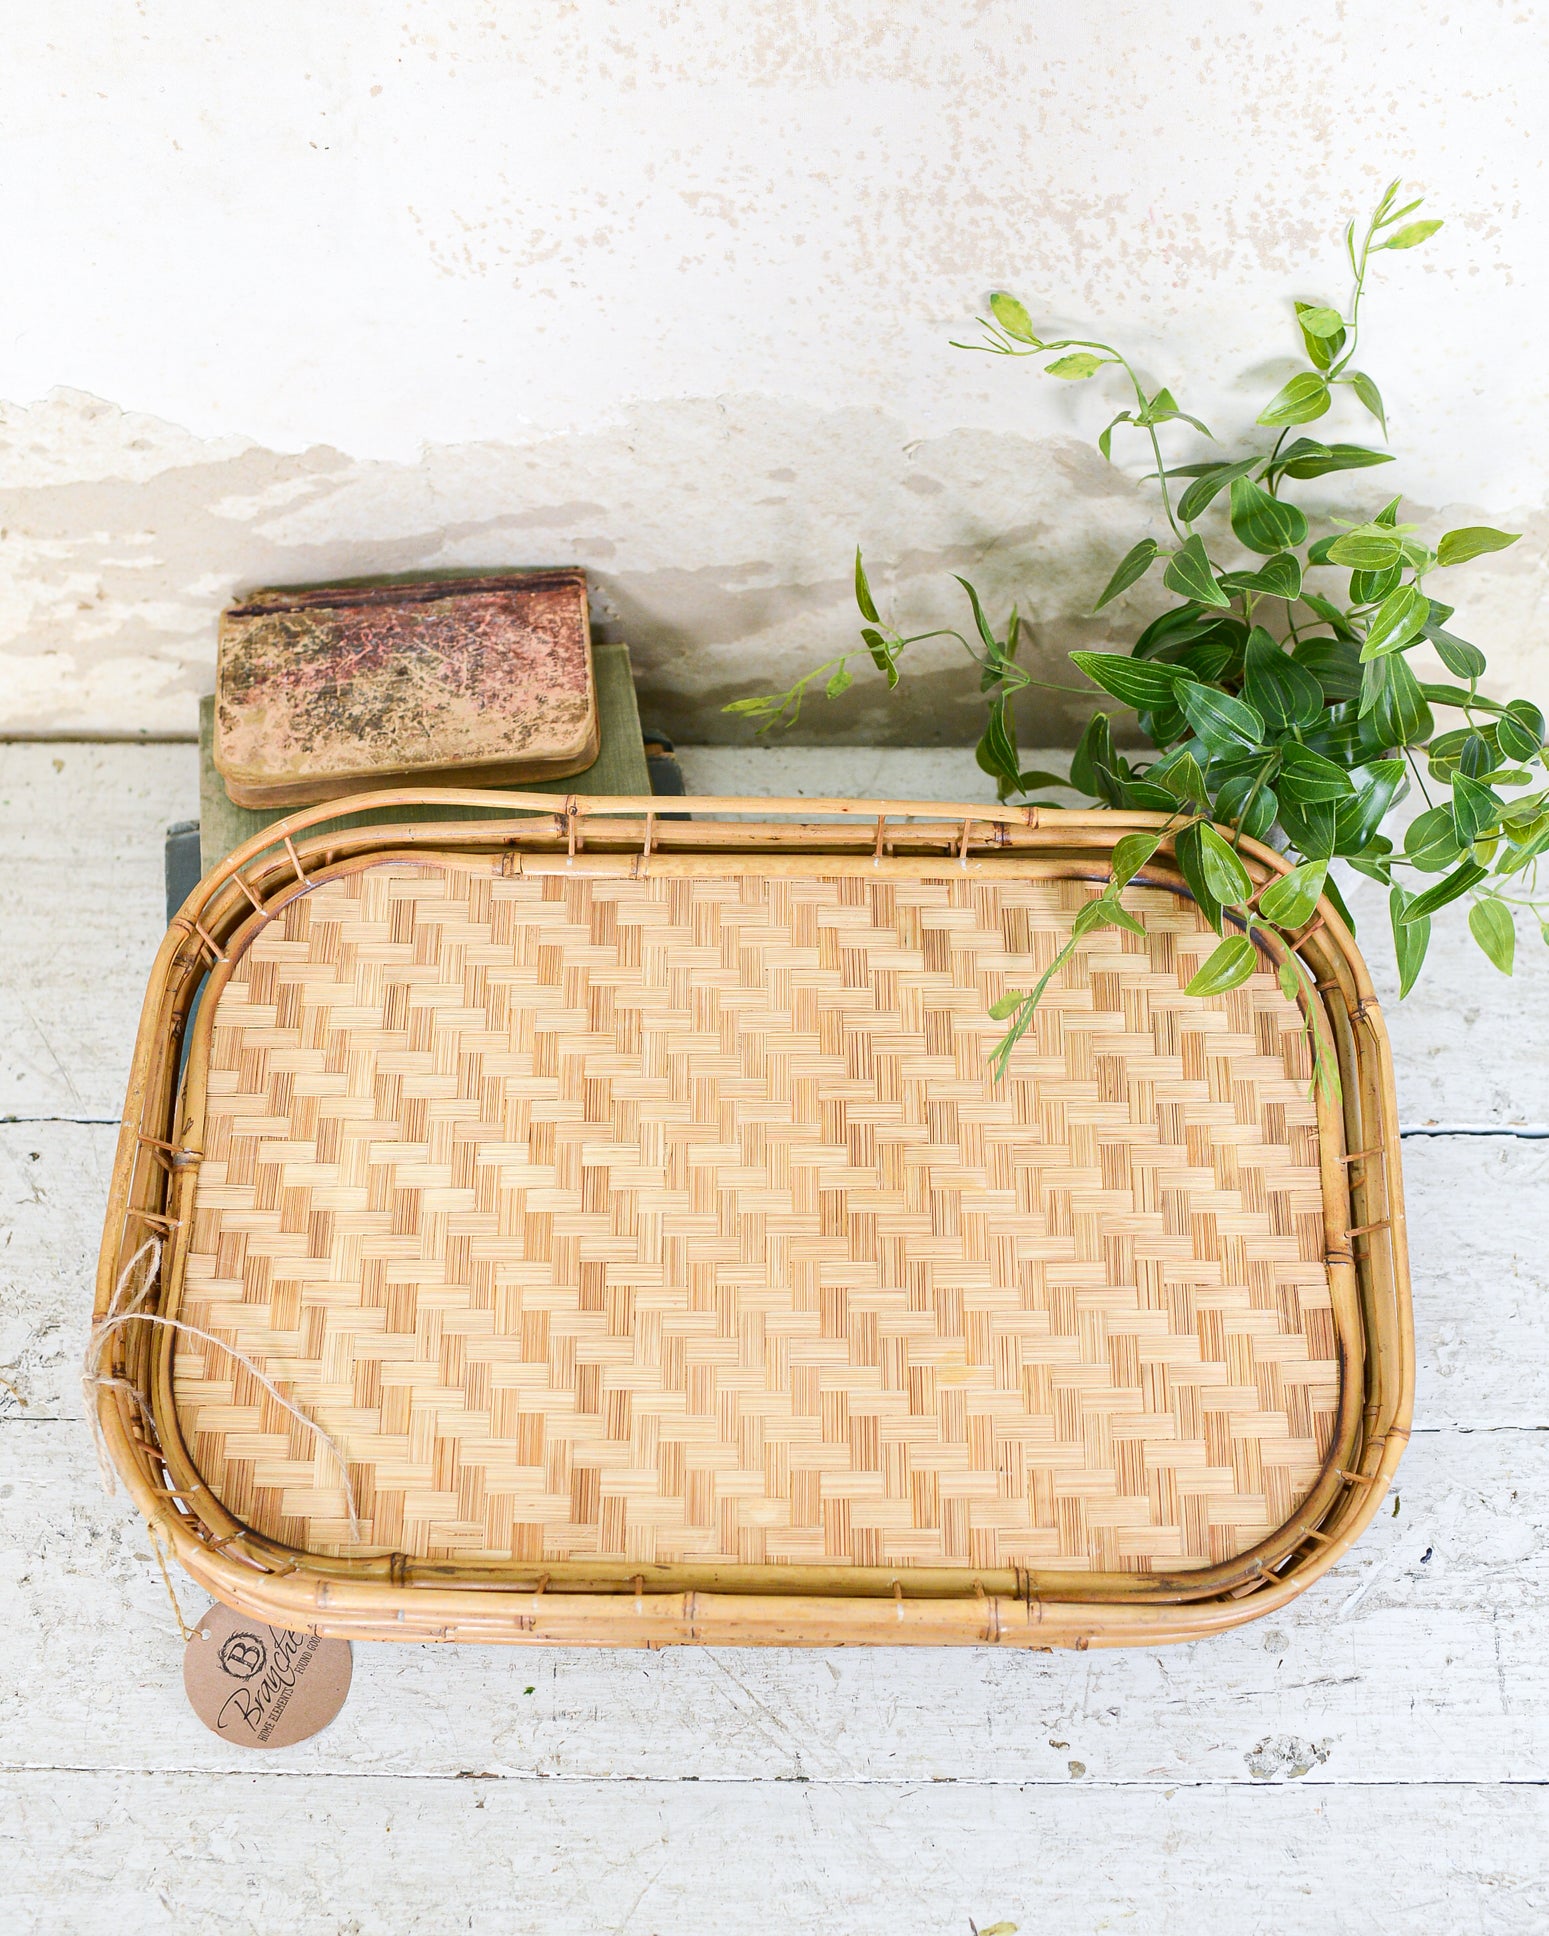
[1015,768,1072,793]
[1276,794,1337,862]
[987,991,1025,1020]
[1259,860,1328,929]
[1332,759,1406,855]
[1293,303,1346,371]
[1435,525,1521,569]
[1229,476,1309,555]
[1185,933,1259,997]
[1424,621,1488,680]
[1139,389,1211,437]
[1327,530,1403,571]
[1278,742,1357,803]
[954,576,999,654]
[1498,703,1546,762]
[1197,824,1255,905]
[1468,897,1515,975]
[1069,710,1122,804]
[1257,372,1332,427]
[1162,534,1231,609]
[1376,191,1423,226]
[1080,897,1149,939]
[1175,635,1239,684]
[1132,604,1233,658]
[854,549,880,623]
[1420,681,1490,712]
[1347,370,1387,435]
[1297,593,1352,635]
[1405,804,1465,873]
[1221,551,1302,601]
[1380,218,1444,250]
[1397,860,1488,922]
[1451,771,1503,843]
[1276,441,1395,482]
[1173,823,1224,933]
[1349,563,1403,606]
[1244,628,1325,731]
[1362,651,1434,747]
[1297,304,1345,339]
[988,292,1037,343]
[1070,649,1188,710]
[1323,870,1359,938]
[859,627,900,688]
[1046,352,1104,380]
[1122,778,1186,811]
[1428,726,1490,779]
[1097,413,1131,461]
[825,664,853,698]
[1178,682,1264,754]
[1296,636,1363,705]
[1092,538,1160,612]
[975,700,1020,797]
[1389,887,1430,998]
[1176,458,1262,524]
[1151,748,1210,810]
[1213,773,1278,841]
[1112,831,1163,889]
[1360,583,1431,660]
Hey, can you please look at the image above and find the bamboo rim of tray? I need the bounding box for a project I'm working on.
[95,791,1412,1648]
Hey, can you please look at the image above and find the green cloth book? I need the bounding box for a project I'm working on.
[198,639,650,872]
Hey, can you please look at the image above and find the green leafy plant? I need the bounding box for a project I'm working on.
[728,181,1545,1070]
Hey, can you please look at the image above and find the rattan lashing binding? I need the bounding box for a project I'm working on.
[95,793,1411,1647]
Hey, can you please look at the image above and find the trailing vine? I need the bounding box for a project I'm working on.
[728,182,1544,1075]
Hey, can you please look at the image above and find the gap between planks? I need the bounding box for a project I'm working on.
[7,1765,1549,1790]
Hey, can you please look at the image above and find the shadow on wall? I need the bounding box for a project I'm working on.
[0,388,1540,744]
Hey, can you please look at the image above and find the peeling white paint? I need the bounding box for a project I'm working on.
[0,2,1544,736]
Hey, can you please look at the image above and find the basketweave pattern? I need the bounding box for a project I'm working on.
[173,858,1339,1573]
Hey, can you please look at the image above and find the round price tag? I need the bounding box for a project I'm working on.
[183,1601,352,1748]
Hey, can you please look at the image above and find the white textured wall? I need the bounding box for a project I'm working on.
[1,1,1545,739]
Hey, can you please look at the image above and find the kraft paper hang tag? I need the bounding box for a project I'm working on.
[183,1602,352,1748]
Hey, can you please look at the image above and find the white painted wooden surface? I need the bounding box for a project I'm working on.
[2,740,1547,1934]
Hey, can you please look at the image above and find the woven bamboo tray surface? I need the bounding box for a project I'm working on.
[98,795,1411,1646]
[172,854,1337,1575]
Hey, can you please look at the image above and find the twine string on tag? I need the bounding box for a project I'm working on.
[84,1236,363,1541]
[148,1521,195,1643]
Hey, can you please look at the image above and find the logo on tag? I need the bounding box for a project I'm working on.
[217,1631,268,1680]
[184,1602,352,1748]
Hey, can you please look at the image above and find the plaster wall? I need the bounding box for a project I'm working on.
[1,1,1545,741]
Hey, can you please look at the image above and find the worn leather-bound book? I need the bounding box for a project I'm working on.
[214,569,598,808]
[194,640,650,876]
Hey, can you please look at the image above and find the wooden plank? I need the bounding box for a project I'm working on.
[6,1771,1548,1934]
[12,1122,1542,1429]
[3,741,1544,1125]
[4,1416,1547,1783]
[0,740,1542,1930]
[0,743,194,1122]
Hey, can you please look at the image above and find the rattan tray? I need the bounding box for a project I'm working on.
[96,793,1411,1648]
